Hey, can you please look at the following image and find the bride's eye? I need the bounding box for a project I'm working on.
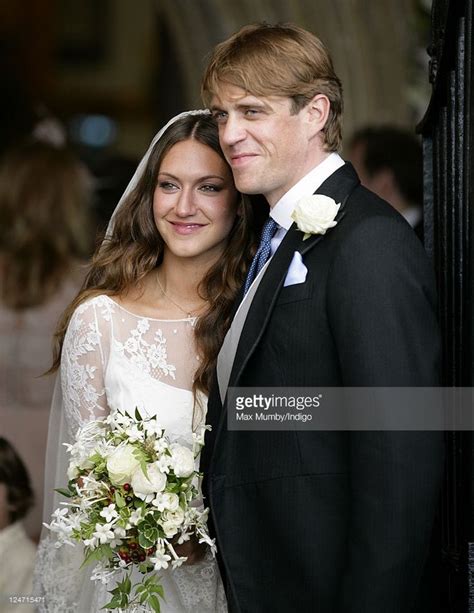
[158,181,178,191]
[199,184,221,193]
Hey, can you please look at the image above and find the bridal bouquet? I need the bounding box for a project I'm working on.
[45,408,214,612]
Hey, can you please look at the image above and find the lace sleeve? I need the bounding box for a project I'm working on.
[33,299,113,612]
[61,298,111,434]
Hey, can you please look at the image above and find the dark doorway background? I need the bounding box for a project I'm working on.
[418,1,473,611]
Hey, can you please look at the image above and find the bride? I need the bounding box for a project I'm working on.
[33,110,259,612]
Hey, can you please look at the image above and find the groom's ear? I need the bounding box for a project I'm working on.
[305,94,330,139]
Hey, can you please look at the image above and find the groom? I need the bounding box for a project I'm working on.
[200,23,443,613]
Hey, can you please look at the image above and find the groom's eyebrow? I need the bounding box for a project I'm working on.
[210,99,270,112]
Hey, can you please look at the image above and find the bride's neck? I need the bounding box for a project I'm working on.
[157,258,204,302]
[146,255,211,318]
[117,255,213,319]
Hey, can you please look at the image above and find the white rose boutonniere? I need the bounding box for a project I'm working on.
[291,194,341,240]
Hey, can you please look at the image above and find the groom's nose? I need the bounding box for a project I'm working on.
[220,115,246,147]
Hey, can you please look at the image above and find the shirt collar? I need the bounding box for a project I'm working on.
[271,152,345,230]
[402,205,422,228]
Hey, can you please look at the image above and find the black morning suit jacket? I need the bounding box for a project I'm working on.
[201,163,443,613]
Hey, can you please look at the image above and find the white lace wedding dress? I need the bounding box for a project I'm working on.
[34,295,227,612]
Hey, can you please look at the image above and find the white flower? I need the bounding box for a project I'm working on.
[161,520,179,538]
[100,503,118,523]
[154,438,169,454]
[171,557,187,569]
[113,525,127,538]
[163,492,180,512]
[128,508,143,526]
[125,424,144,443]
[156,455,171,474]
[90,563,116,584]
[176,532,191,545]
[192,424,210,447]
[169,444,195,478]
[167,506,185,524]
[67,456,93,480]
[152,492,179,512]
[131,462,167,502]
[84,535,98,549]
[143,421,163,438]
[150,550,171,570]
[161,507,185,537]
[93,522,115,545]
[106,444,141,486]
[291,194,341,239]
[52,507,69,520]
[108,410,132,429]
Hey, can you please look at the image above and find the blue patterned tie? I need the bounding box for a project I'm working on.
[244,217,278,295]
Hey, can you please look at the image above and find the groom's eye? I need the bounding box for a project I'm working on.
[212,111,227,123]
[244,108,260,117]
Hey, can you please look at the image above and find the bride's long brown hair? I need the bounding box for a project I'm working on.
[49,113,263,398]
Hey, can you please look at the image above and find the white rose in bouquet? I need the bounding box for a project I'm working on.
[67,457,94,480]
[169,444,195,478]
[162,492,180,511]
[161,520,179,539]
[131,462,167,501]
[152,492,180,513]
[106,444,141,485]
[161,507,185,538]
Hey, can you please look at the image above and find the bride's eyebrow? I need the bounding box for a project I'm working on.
[158,172,226,181]
[157,172,179,181]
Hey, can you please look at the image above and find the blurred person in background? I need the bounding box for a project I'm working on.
[348,125,424,241]
[0,140,94,542]
[0,54,66,156]
[0,437,36,613]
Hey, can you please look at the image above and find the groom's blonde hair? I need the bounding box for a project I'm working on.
[201,22,343,151]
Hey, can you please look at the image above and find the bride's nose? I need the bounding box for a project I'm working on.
[175,188,197,217]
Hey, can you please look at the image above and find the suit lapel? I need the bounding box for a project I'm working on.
[228,163,360,386]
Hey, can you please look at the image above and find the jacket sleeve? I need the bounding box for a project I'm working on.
[327,214,444,612]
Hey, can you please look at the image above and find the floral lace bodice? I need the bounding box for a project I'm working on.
[61,294,202,440]
[34,295,226,612]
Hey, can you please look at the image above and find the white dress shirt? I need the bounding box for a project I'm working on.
[402,205,422,229]
[269,152,345,254]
